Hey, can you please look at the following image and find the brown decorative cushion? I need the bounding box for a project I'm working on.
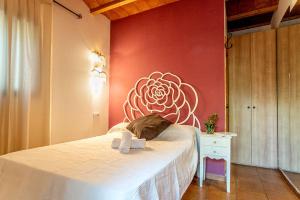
[126,114,172,140]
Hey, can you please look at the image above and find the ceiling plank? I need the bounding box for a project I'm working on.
[100,0,178,20]
[90,0,138,15]
[227,5,278,21]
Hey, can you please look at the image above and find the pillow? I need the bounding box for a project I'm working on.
[126,114,172,140]
[107,122,129,134]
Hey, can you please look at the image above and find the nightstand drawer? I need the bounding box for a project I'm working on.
[201,137,229,147]
[203,146,228,157]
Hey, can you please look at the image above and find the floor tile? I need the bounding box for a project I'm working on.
[236,191,268,200]
[236,178,265,193]
[182,164,299,200]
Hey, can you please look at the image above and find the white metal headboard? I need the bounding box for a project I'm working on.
[123,71,200,130]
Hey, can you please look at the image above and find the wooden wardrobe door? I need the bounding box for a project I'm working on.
[228,34,252,165]
[251,30,277,168]
[278,24,300,172]
[277,26,290,171]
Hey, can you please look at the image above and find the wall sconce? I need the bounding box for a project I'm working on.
[90,50,107,83]
[91,66,107,83]
[90,50,106,68]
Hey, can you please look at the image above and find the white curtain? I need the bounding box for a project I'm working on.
[0,0,52,155]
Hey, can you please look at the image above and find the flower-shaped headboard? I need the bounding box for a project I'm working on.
[123,71,200,130]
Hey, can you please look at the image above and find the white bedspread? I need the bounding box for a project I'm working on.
[0,124,199,200]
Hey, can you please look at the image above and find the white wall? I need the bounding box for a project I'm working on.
[51,0,110,144]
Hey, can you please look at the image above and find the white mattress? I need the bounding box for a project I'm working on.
[0,124,199,200]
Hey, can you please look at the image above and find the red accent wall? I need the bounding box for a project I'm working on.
[109,0,225,174]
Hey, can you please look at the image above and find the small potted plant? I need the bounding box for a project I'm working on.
[204,113,218,134]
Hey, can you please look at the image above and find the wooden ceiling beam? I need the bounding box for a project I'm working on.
[91,0,138,15]
[271,0,300,28]
[227,5,278,21]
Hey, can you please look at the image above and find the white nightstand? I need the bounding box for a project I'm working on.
[198,132,237,193]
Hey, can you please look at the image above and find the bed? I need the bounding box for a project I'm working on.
[0,72,201,200]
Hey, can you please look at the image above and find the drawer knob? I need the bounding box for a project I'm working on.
[213,151,216,153]
[213,141,217,144]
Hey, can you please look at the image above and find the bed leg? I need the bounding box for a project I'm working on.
[199,156,203,187]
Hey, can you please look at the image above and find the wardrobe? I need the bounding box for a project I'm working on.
[228,29,278,168]
[277,24,300,173]
[228,24,300,172]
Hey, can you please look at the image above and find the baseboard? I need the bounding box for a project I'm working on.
[206,172,226,182]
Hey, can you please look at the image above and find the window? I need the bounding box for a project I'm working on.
[0,8,27,94]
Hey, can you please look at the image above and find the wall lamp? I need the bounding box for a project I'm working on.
[90,50,107,83]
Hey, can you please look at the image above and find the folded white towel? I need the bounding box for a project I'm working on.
[131,139,146,149]
[119,131,132,153]
[111,138,121,149]
[111,138,146,149]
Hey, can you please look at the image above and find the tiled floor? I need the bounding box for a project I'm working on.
[182,164,299,200]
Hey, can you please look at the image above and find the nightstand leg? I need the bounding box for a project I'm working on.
[226,159,230,193]
[199,156,203,187]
